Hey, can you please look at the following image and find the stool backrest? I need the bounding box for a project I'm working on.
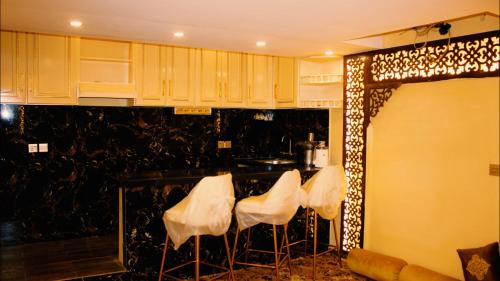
[301,165,347,220]
[261,169,303,224]
[182,173,235,234]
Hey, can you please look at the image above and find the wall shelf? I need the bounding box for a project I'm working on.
[80,56,132,63]
[298,99,342,108]
[300,74,343,85]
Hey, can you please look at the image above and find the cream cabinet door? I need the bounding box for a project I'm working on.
[166,47,195,106]
[222,52,246,107]
[247,54,273,108]
[135,44,166,106]
[27,34,79,104]
[197,49,220,106]
[274,57,296,108]
[1,31,27,104]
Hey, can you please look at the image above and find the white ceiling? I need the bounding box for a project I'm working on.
[1,0,499,57]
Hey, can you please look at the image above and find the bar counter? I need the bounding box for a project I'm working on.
[117,165,326,280]
[118,165,321,186]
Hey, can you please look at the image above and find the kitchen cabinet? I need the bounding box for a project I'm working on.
[196,50,246,107]
[274,57,297,108]
[222,52,246,107]
[247,54,273,108]
[196,49,220,106]
[1,31,27,104]
[79,39,141,98]
[27,33,79,104]
[165,47,196,106]
[135,44,166,106]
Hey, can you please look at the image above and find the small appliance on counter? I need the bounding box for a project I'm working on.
[296,132,315,166]
[313,141,329,167]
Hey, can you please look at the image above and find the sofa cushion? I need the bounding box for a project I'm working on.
[399,264,460,281]
[347,248,407,281]
[457,242,500,281]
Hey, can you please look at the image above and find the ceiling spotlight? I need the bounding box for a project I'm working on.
[70,20,82,28]
[324,50,334,56]
[173,32,185,38]
[256,41,267,47]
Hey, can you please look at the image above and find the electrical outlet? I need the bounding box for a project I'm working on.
[28,144,38,153]
[39,143,48,153]
[217,140,232,149]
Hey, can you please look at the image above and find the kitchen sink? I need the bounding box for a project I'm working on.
[253,159,296,165]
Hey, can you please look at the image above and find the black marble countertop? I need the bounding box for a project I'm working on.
[118,165,320,186]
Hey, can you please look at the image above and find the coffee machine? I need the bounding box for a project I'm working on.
[296,133,315,166]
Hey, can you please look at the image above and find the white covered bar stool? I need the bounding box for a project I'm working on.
[300,165,347,280]
[231,169,304,281]
[158,173,235,281]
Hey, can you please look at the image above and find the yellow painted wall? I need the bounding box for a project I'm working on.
[364,77,499,280]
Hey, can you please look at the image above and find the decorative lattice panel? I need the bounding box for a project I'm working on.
[368,84,400,119]
[342,56,366,251]
[342,30,499,252]
[370,31,499,82]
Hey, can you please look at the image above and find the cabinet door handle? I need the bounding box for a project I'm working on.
[274,84,278,99]
[162,80,166,97]
[218,81,222,98]
[168,80,173,97]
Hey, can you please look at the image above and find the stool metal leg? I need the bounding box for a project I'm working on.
[304,207,309,255]
[223,233,235,281]
[332,218,342,266]
[244,227,252,263]
[158,234,169,281]
[272,224,280,281]
[283,224,292,277]
[195,235,200,281]
[231,226,240,267]
[313,211,318,280]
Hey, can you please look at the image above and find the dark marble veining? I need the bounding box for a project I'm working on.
[0,105,328,246]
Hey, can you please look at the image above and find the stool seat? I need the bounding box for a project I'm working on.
[235,169,305,230]
[232,169,303,281]
[163,173,235,250]
[159,173,235,281]
[301,165,346,220]
[299,165,347,280]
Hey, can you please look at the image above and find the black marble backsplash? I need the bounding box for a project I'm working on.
[0,105,328,244]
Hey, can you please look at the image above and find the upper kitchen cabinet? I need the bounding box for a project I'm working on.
[135,44,166,106]
[1,31,27,104]
[274,57,297,108]
[196,49,220,106]
[79,39,141,98]
[165,46,196,106]
[196,50,246,107]
[26,33,79,105]
[247,54,274,108]
[222,52,247,107]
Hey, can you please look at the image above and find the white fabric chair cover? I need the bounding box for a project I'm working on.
[235,169,304,230]
[301,165,347,220]
[162,173,235,250]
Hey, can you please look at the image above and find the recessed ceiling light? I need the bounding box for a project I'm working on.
[324,50,334,56]
[256,41,267,47]
[70,20,82,28]
[173,32,185,38]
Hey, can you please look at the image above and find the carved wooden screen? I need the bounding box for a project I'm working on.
[341,30,500,251]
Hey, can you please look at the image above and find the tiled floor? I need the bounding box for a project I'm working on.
[0,235,125,281]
